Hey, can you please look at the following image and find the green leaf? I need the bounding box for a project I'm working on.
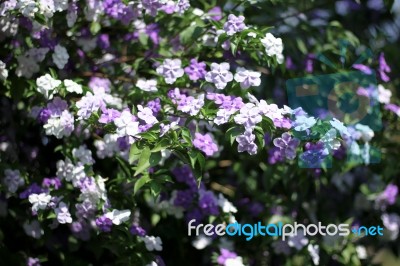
[151,138,170,152]
[34,13,47,25]
[188,150,206,185]
[134,147,151,176]
[90,22,101,35]
[180,26,203,45]
[134,175,151,195]
[181,128,193,145]
[226,127,242,145]
[150,182,161,197]
[129,142,142,164]
[138,32,148,46]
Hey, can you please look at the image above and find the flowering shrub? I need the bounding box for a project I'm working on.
[1,0,400,265]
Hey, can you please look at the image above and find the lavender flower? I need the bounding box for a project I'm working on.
[217,249,238,265]
[379,52,391,82]
[156,59,184,84]
[234,67,261,89]
[205,63,233,90]
[184,59,207,81]
[376,184,398,208]
[273,133,300,160]
[130,224,147,236]
[236,129,258,155]
[293,116,316,131]
[300,142,329,168]
[96,215,113,232]
[223,14,246,36]
[55,202,72,224]
[198,190,219,215]
[193,133,218,156]
[234,103,262,129]
[99,108,121,123]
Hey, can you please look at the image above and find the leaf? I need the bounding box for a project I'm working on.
[181,128,193,145]
[189,150,206,185]
[133,175,151,195]
[134,147,151,176]
[226,127,242,145]
[34,13,47,25]
[150,182,161,197]
[129,142,141,164]
[151,138,170,152]
[90,21,101,35]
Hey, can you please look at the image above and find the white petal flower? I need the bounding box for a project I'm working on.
[36,74,62,99]
[105,209,131,225]
[64,79,83,94]
[234,67,261,89]
[29,193,52,212]
[136,78,158,92]
[143,235,163,251]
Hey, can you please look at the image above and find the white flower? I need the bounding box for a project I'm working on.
[260,33,284,63]
[64,79,83,94]
[36,74,62,99]
[3,169,24,193]
[72,145,94,165]
[114,110,140,137]
[23,220,44,239]
[234,67,261,89]
[18,0,39,18]
[105,209,131,225]
[43,110,75,139]
[52,44,69,69]
[217,194,237,213]
[143,235,163,251]
[378,84,392,104]
[55,202,72,224]
[66,2,78,27]
[28,193,52,212]
[0,60,8,80]
[192,235,212,250]
[225,257,245,266]
[355,124,374,142]
[258,100,284,120]
[137,105,158,125]
[156,59,184,84]
[307,244,320,265]
[39,0,55,18]
[205,62,233,90]
[136,78,158,92]
[234,103,262,128]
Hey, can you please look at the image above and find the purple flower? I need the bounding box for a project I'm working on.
[385,103,400,116]
[233,67,261,89]
[273,117,291,129]
[142,0,164,16]
[98,34,110,50]
[38,108,52,123]
[208,7,222,21]
[223,14,246,36]
[217,249,238,265]
[146,98,161,114]
[88,77,111,93]
[156,59,184,84]
[198,190,219,215]
[145,23,160,45]
[379,52,391,82]
[172,165,197,189]
[130,224,146,236]
[42,177,62,190]
[376,184,398,208]
[268,147,285,164]
[184,59,207,81]
[96,215,113,232]
[185,208,203,224]
[19,183,44,199]
[353,64,373,75]
[27,257,41,266]
[193,133,218,156]
[300,142,329,168]
[174,189,194,208]
[205,62,233,90]
[99,108,121,124]
[47,97,68,117]
[305,54,315,73]
[236,130,258,155]
[273,133,300,160]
